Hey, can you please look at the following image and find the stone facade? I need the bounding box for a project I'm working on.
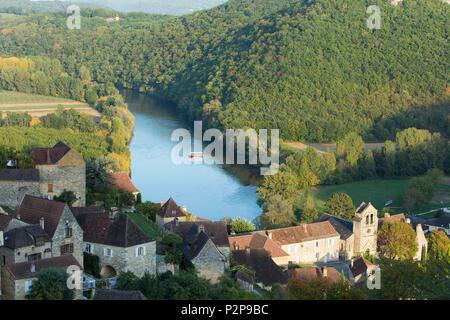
[0,180,40,208]
[280,235,341,264]
[0,241,52,266]
[51,206,84,266]
[36,150,86,207]
[190,238,226,283]
[414,224,428,261]
[0,270,33,300]
[85,241,156,278]
[353,203,378,256]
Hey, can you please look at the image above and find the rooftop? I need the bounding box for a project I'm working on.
[157,198,187,218]
[6,255,80,280]
[107,172,139,194]
[0,168,40,182]
[31,141,71,165]
[267,221,340,245]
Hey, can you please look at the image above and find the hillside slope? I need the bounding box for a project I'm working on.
[0,0,448,141]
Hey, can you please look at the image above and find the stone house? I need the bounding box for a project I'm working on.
[156,198,187,227]
[232,248,288,291]
[0,141,86,208]
[74,211,156,278]
[1,254,80,300]
[15,195,84,266]
[165,220,230,283]
[106,172,140,202]
[349,257,377,286]
[230,221,341,266]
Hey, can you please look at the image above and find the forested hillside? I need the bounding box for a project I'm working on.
[0,0,448,141]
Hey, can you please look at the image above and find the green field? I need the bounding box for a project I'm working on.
[0,90,93,115]
[310,178,450,216]
[126,212,161,240]
[0,90,74,104]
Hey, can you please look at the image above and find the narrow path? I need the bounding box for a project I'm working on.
[0,101,85,108]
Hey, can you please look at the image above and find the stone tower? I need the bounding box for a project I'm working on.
[352,202,378,256]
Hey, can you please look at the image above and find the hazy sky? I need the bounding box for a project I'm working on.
[69,0,228,15]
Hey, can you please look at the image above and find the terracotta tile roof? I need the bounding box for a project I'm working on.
[229,234,253,251]
[107,172,139,193]
[0,214,12,231]
[16,195,66,238]
[316,214,353,240]
[288,267,343,284]
[233,249,288,287]
[267,221,339,245]
[6,255,80,280]
[31,141,71,165]
[93,289,146,300]
[157,198,187,218]
[350,257,373,277]
[4,225,50,249]
[0,169,40,181]
[166,221,229,247]
[229,233,290,258]
[76,212,152,247]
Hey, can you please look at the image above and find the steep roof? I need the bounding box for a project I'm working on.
[316,214,354,240]
[232,249,288,287]
[182,230,215,260]
[267,221,339,245]
[229,233,289,258]
[16,195,67,237]
[6,255,80,280]
[76,212,152,247]
[157,198,187,218]
[31,141,71,165]
[166,221,229,247]
[0,169,40,182]
[0,214,12,231]
[288,267,343,284]
[107,172,139,193]
[93,289,146,300]
[350,257,374,277]
[421,216,450,228]
[4,225,50,249]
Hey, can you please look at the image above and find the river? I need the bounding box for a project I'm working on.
[124,91,262,222]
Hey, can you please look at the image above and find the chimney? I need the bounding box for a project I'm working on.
[406,218,411,225]
[321,267,328,278]
[267,232,272,240]
[47,149,51,164]
[384,213,390,218]
[350,259,354,268]
[0,231,4,247]
[233,242,239,251]
[303,224,307,232]
[198,225,205,233]
[30,263,36,273]
[39,217,45,230]
[245,246,251,255]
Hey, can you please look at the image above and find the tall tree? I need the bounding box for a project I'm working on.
[378,222,418,260]
[324,193,355,220]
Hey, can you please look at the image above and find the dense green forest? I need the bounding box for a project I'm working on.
[1,0,448,141]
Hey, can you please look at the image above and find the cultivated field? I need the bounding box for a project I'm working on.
[0,91,100,118]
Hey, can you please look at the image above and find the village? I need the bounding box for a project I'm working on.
[0,141,448,300]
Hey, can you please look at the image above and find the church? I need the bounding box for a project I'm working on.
[0,142,86,208]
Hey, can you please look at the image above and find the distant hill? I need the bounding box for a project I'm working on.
[0,0,448,141]
[0,0,105,14]
[72,0,227,15]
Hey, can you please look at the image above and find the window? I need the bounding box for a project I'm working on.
[136,246,146,257]
[328,239,333,247]
[85,243,93,254]
[315,241,319,248]
[367,228,371,234]
[366,216,369,225]
[1,255,5,266]
[25,280,33,294]
[370,214,374,224]
[28,253,42,262]
[47,184,54,193]
[104,248,113,257]
[44,249,52,259]
[60,243,74,255]
[315,252,320,261]
[65,227,73,238]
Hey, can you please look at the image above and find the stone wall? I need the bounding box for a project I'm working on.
[87,241,156,278]
[37,163,86,207]
[191,239,225,283]
[51,206,84,266]
[0,180,40,208]
[280,235,341,264]
[0,242,52,265]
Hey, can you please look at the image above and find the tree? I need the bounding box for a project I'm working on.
[336,133,364,168]
[116,271,140,291]
[26,268,73,300]
[137,201,159,222]
[260,195,296,228]
[53,190,77,206]
[299,195,318,223]
[227,217,256,234]
[428,230,450,262]
[378,222,418,260]
[161,233,183,265]
[324,193,355,220]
